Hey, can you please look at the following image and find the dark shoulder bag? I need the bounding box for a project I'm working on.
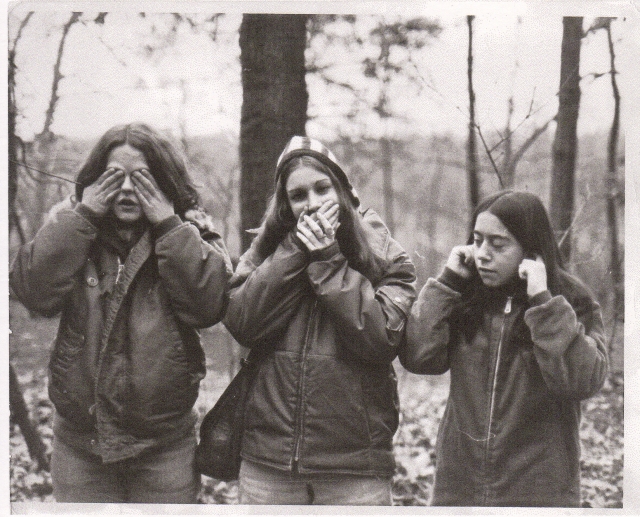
[195,350,262,481]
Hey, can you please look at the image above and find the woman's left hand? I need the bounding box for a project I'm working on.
[296,201,340,251]
[518,255,548,297]
[131,169,175,224]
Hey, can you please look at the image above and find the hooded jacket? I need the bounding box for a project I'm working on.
[10,200,232,463]
[399,267,608,506]
[223,209,416,477]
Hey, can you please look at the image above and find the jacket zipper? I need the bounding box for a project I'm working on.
[292,300,317,473]
[483,296,512,501]
[93,256,125,429]
[115,257,125,285]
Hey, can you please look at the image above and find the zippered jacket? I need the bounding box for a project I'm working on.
[399,268,608,506]
[10,201,232,463]
[223,209,416,477]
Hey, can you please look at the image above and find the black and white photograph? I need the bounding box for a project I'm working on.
[5,0,636,512]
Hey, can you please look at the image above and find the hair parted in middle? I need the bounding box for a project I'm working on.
[75,122,199,217]
[452,189,594,339]
[466,190,564,293]
[253,142,385,284]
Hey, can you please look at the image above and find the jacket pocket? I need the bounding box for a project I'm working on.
[48,324,87,422]
[361,366,400,448]
[130,328,202,426]
[50,324,85,372]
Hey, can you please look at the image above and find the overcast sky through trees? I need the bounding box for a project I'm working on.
[8,3,636,143]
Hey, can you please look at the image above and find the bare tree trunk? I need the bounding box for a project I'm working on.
[8,12,33,245]
[550,17,582,263]
[502,97,515,188]
[239,14,308,252]
[39,12,81,141]
[10,365,50,471]
[466,15,480,217]
[604,20,623,362]
[605,21,621,291]
[381,137,395,235]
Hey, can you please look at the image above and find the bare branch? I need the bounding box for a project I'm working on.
[585,17,615,36]
[489,96,551,154]
[508,116,555,166]
[10,11,33,54]
[526,88,536,118]
[10,159,81,185]
[39,12,82,139]
[475,124,504,188]
[557,185,590,249]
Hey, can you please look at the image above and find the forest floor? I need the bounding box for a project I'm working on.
[9,299,623,507]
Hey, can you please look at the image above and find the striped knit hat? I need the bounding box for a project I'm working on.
[275,136,360,207]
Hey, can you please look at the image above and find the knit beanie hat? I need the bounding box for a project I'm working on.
[275,136,360,207]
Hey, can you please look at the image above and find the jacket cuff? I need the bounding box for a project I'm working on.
[151,215,182,240]
[289,231,307,252]
[74,203,101,228]
[309,241,340,262]
[529,289,553,306]
[437,267,470,293]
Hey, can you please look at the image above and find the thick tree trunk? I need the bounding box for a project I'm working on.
[239,14,308,252]
[550,17,582,262]
[466,15,480,218]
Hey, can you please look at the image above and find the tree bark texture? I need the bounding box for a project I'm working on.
[239,14,309,252]
[550,16,582,262]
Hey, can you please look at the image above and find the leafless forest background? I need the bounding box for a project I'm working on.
[8,10,625,507]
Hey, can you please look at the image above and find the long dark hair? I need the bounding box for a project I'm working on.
[468,190,563,293]
[453,190,580,336]
[75,123,199,216]
[253,155,386,284]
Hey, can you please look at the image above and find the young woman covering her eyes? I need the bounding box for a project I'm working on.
[10,123,232,503]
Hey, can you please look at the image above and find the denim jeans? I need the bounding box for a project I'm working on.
[239,460,393,505]
[51,432,200,503]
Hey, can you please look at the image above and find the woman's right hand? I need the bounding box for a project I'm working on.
[445,244,476,278]
[81,168,124,216]
[296,200,340,252]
